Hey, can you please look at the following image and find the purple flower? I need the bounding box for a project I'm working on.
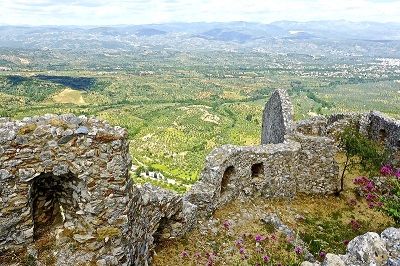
[380,165,393,176]
[319,251,327,259]
[364,181,375,191]
[354,176,369,185]
[350,219,361,231]
[263,255,270,262]
[255,234,265,242]
[366,193,377,201]
[223,220,231,230]
[180,251,189,258]
[343,240,350,246]
[239,247,246,254]
[206,252,216,265]
[235,238,244,247]
[294,246,303,255]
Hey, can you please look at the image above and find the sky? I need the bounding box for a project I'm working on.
[1,0,400,26]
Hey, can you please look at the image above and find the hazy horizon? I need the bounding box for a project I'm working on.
[2,19,400,28]
[1,0,400,26]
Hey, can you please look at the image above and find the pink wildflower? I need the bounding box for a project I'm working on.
[350,219,361,231]
[380,165,393,176]
[239,247,245,254]
[180,251,189,258]
[223,220,231,230]
[294,246,303,255]
[235,238,243,247]
[255,234,265,242]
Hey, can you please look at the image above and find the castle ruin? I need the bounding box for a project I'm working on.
[0,90,399,265]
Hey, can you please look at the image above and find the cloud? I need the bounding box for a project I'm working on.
[0,0,399,25]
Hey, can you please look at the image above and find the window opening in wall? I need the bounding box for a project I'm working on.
[221,166,235,194]
[379,129,387,144]
[251,163,264,178]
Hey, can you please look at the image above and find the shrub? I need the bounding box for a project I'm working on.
[339,126,388,192]
[354,165,400,223]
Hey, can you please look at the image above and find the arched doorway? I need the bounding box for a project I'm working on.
[221,166,235,194]
[30,172,79,240]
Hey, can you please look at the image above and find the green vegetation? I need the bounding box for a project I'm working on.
[339,126,388,191]
[1,48,400,190]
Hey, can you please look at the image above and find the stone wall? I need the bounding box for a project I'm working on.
[127,184,197,265]
[295,111,400,153]
[129,139,340,265]
[261,89,294,144]
[292,134,340,194]
[0,114,131,265]
[1,89,399,266]
[184,139,339,216]
[364,111,400,151]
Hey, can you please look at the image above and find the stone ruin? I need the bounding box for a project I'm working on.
[261,89,294,144]
[1,90,399,265]
[0,114,131,265]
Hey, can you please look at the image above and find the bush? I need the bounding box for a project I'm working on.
[354,165,400,223]
[339,126,388,192]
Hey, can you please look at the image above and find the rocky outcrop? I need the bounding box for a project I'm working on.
[301,227,400,266]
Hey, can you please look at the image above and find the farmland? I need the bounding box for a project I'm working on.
[1,23,400,191]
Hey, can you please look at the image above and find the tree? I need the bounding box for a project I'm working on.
[338,127,388,192]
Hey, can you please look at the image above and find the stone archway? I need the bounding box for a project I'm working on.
[221,166,235,194]
[30,172,79,240]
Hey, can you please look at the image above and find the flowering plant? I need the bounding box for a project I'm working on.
[354,165,400,223]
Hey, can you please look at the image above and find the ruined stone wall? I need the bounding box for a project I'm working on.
[0,114,131,265]
[261,89,294,144]
[127,184,197,265]
[292,134,340,194]
[184,142,302,215]
[364,111,400,151]
[2,90,399,266]
[295,111,400,153]
[129,140,340,265]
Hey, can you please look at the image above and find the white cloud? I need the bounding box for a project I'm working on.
[0,0,399,25]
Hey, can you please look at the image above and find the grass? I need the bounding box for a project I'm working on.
[51,88,86,105]
[152,160,395,265]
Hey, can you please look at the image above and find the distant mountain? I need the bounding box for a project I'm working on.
[197,29,253,42]
[1,21,399,43]
[0,21,399,56]
[271,20,400,40]
[135,28,167,37]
